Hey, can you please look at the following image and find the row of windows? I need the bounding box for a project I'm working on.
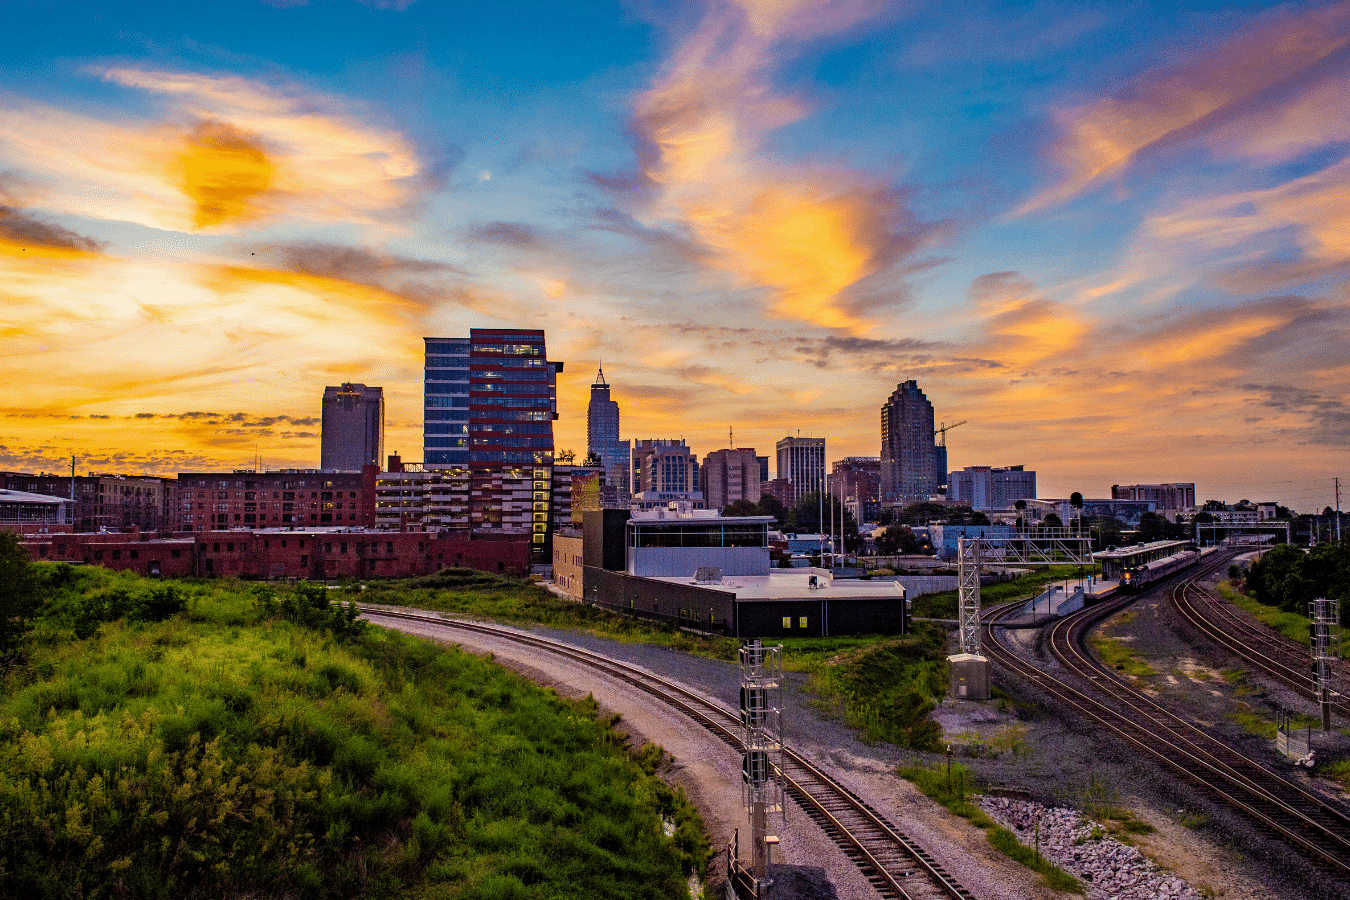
[425,410,471,421]
[425,341,469,355]
[472,343,542,356]
[472,396,554,409]
[471,422,551,434]
[427,449,470,464]
[425,423,469,435]
[472,382,552,395]
[629,526,767,548]
[469,436,552,448]
[469,451,554,464]
[427,396,470,408]
[426,437,469,448]
[475,369,551,382]
[425,384,468,395]
[425,356,469,368]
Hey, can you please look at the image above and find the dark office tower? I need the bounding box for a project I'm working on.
[587,367,630,496]
[775,436,825,505]
[424,330,562,557]
[321,383,384,471]
[880,380,937,505]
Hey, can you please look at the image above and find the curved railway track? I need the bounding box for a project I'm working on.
[359,607,975,900]
[1171,572,1348,720]
[982,556,1350,878]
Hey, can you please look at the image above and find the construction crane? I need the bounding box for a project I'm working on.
[934,420,967,446]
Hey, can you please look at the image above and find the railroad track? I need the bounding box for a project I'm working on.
[359,606,975,900]
[1171,572,1348,720]
[982,555,1350,877]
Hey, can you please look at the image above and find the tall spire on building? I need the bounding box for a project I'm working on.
[594,364,607,386]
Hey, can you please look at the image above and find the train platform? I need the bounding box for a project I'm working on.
[995,576,1118,628]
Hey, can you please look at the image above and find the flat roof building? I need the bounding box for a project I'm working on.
[776,436,824,505]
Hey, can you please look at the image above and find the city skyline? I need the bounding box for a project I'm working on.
[1,1,1346,513]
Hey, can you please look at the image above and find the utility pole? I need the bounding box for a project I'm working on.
[1336,478,1342,542]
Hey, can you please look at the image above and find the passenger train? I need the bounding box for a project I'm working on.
[1119,545,1202,591]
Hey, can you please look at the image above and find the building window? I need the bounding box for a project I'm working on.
[782,617,791,628]
[799,617,808,629]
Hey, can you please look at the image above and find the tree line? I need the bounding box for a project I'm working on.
[1245,541,1350,625]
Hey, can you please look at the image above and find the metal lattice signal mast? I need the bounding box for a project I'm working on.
[739,640,785,886]
[1310,598,1341,732]
[957,536,983,655]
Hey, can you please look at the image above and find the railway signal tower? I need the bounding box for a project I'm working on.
[1310,598,1341,731]
[738,639,785,892]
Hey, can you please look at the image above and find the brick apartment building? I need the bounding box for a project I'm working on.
[176,468,377,531]
[20,527,530,580]
[0,472,175,531]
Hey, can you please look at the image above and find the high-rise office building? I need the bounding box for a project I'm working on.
[321,383,384,472]
[880,380,937,505]
[586,367,631,496]
[424,330,562,555]
[701,448,761,510]
[631,439,701,508]
[1111,483,1195,517]
[775,436,825,505]
[948,465,1037,510]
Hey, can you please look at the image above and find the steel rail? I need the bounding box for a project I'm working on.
[357,606,974,900]
[981,556,1350,877]
[1170,577,1349,719]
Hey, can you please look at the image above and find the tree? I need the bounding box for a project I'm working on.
[876,525,923,556]
[876,505,897,527]
[0,531,38,654]
[756,493,787,529]
[1202,499,1227,511]
[1084,515,1123,551]
[722,499,761,517]
[1014,499,1026,532]
[1043,513,1063,528]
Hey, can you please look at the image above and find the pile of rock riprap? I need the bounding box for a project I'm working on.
[978,796,1203,900]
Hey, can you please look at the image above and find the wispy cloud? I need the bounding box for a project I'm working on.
[1021,2,1350,212]
[619,0,939,334]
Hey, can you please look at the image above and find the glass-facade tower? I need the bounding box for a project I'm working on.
[424,330,561,558]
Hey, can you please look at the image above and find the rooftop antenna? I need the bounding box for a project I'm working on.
[730,425,734,448]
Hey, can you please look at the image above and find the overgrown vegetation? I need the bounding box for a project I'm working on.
[898,762,1082,894]
[1218,579,1350,658]
[0,561,710,899]
[781,624,948,749]
[1245,541,1350,626]
[1077,773,1156,841]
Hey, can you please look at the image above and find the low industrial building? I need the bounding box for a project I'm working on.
[555,508,909,638]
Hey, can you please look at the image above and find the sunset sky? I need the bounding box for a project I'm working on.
[1,0,1346,511]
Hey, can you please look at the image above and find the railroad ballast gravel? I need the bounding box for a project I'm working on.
[978,796,1205,900]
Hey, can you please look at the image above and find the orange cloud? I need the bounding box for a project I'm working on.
[0,69,423,233]
[1022,3,1350,211]
[630,0,924,334]
[176,121,275,227]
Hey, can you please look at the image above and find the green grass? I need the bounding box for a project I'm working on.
[911,565,1085,619]
[898,762,1082,894]
[1227,706,1276,739]
[1321,759,1350,791]
[1089,613,1154,678]
[780,624,948,749]
[2,565,710,899]
[358,569,741,660]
